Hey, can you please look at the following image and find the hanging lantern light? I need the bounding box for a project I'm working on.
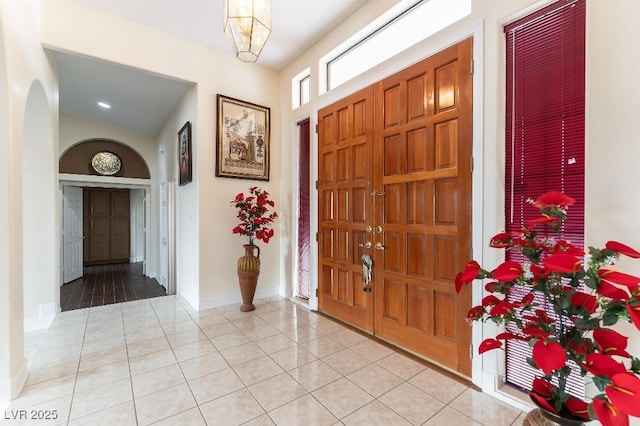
[223,0,272,63]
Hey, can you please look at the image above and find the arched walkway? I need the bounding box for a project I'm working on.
[23,80,57,331]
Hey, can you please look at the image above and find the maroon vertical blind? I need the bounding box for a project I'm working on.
[296,119,311,299]
[504,0,585,395]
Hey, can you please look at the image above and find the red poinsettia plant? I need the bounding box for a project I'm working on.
[456,191,640,426]
[231,186,278,245]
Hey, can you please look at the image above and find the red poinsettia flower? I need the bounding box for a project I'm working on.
[606,241,640,259]
[570,291,598,314]
[532,340,566,376]
[491,261,523,282]
[527,215,557,226]
[466,306,485,322]
[584,353,627,379]
[542,253,582,274]
[522,292,535,305]
[531,377,556,398]
[606,374,640,417]
[496,332,528,342]
[594,329,630,358]
[522,326,552,339]
[478,338,502,354]
[626,302,640,331]
[455,260,481,293]
[592,398,629,426]
[565,396,590,420]
[231,187,278,244]
[481,295,501,307]
[599,270,640,290]
[530,391,558,415]
[598,281,631,301]
[551,240,584,256]
[489,300,518,316]
[533,191,576,208]
[489,232,512,248]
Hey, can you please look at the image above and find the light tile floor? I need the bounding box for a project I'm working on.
[4,296,526,425]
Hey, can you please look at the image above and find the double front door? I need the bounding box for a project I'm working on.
[317,38,473,376]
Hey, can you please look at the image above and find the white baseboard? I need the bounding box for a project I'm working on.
[0,359,27,402]
[23,303,57,332]
[130,256,144,263]
[197,286,281,311]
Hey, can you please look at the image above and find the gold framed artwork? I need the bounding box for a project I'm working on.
[216,94,270,181]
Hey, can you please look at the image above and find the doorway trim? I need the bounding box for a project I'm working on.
[59,176,153,292]
[302,22,486,387]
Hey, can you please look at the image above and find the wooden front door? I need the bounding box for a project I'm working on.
[318,86,375,332]
[84,188,131,265]
[318,38,473,376]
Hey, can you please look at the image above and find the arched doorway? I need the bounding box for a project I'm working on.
[22,80,57,331]
[59,140,166,311]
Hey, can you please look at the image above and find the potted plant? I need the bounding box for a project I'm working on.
[456,191,640,426]
[230,186,278,312]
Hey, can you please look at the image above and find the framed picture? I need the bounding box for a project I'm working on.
[178,121,192,186]
[216,94,270,181]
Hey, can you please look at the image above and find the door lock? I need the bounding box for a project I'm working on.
[365,225,373,233]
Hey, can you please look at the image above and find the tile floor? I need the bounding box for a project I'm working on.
[4,296,526,425]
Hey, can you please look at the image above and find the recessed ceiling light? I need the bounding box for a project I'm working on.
[97,101,111,109]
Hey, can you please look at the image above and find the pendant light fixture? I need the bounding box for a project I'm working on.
[223,0,272,63]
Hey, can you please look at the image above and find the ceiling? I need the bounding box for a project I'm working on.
[56,0,370,137]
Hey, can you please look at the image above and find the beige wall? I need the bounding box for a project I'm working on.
[43,0,282,311]
[0,0,59,401]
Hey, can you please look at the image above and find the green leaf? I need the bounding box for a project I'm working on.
[602,311,620,326]
[526,357,538,370]
[592,376,610,392]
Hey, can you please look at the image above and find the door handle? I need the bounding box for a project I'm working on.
[359,241,372,249]
[374,242,385,250]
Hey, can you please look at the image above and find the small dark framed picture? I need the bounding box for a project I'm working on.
[216,94,270,181]
[178,121,192,186]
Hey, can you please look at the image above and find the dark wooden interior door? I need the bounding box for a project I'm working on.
[317,38,473,376]
[372,38,473,376]
[317,86,375,332]
[84,188,130,265]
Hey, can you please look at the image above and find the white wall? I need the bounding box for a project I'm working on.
[43,0,282,311]
[278,0,640,413]
[0,0,59,401]
[156,86,199,307]
[585,1,640,371]
[23,80,57,332]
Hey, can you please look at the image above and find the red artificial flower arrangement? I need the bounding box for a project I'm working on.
[230,186,278,245]
[456,191,640,426]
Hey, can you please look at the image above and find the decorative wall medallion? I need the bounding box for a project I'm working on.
[90,151,122,175]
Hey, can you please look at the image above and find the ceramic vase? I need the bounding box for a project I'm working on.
[237,244,260,312]
[522,407,585,426]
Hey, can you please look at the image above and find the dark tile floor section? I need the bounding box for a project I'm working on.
[60,262,167,311]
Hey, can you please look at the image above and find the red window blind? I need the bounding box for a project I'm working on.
[503,0,585,396]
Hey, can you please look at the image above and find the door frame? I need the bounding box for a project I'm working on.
[304,24,486,386]
[59,179,153,288]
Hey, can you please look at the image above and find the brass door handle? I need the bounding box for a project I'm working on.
[359,241,372,249]
[374,242,385,250]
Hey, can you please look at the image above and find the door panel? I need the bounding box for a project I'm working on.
[317,86,375,333]
[373,38,473,376]
[84,188,130,264]
[317,37,473,377]
[62,186,83,283]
